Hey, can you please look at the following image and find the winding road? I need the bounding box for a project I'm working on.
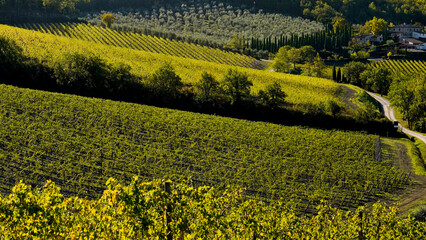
[367,92,426,212]
[367,92,426,144]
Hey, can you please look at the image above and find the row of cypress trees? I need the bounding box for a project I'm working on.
[249,25,352,54]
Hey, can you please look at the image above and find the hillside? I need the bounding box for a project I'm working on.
[0,84,406,213]
[16,22,262,69]
[81,1,323,48]
[0,24,341,107]
[371,59,426,75]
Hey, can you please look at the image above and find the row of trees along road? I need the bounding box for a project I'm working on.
[336,59,426,133]
[389,74,426,132]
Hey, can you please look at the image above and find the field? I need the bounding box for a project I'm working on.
[0,84,408,213]
[0,24,341,107]
[81,0,323,47]
[371,59,426,75]
[16,22,261,68]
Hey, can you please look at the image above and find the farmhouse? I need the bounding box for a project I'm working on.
[389,24,421,42]
[413,31,426,40]
[354,33,383,44]
[402,38,425,49]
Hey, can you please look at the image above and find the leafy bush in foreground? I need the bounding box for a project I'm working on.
[0,178,424,239]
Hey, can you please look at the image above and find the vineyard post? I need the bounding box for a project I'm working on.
[405,172,411,184]
[358,211,364,240]
[165,181,173,240]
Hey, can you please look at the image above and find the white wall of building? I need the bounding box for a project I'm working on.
[415,43,426,50]
[413,32,426,39]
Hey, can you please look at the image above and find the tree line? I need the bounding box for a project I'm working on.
[335,61,426,132]
[0,35,394,134]
[230,0,426,24]
[1,0,425,24]
[249,24,352,55]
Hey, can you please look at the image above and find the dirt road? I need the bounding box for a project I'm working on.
[367,92,426,212]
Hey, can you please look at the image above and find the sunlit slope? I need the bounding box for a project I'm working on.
[371,59,426,75]
[0,84,404,211]
[0,24,340,106]
[17,22,261,69]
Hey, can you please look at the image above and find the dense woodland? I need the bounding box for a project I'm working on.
[1,0,425,23]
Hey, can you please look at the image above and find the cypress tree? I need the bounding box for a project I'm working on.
[337,68,342,83]
[332,65,337,81]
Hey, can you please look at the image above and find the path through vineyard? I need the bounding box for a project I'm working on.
[368,92,426,212]
[393,141,426,212]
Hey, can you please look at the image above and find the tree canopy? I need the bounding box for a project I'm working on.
[360,17,388,35]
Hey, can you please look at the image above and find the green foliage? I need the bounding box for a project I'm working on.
[350,50,370,60]
[343,62,368,86]
[360,17,389,35]
[355,102,382,123]
[258,82,287,109]
[146,62,183,100]
[0,179,425,239]
[0,84,400,210]
[389,74,426,132]
[20,22,258,68]
[0,36,25,77]
[326,99,342,117]
[332,16,349,34]
[272,46,292,73]
[272,45,318,74]
[360,67,392,95]
[101,13,115,28]
[54,52,109,91]
[312,53,326,78]
[411,205,426,222]
[371,60,426,75]
[81,1,323,48]
[195,71,222,103]
[221,69,252,104]
[307,2,339,23]
[53,52,133,95]
[0,36,24,66]
[225,35,245,51]
[1,24,342,106]
[299,45,316,63]
[41,0,80,14]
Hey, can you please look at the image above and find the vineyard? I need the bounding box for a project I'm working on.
[0,84,409,213]
[16,22,261,69]
[1,178,425,239]
[371,59,426,75]
[0,24,341,106]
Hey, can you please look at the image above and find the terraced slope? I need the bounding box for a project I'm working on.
[0,24,341,106]
[371,60,426,75]
[16,22,261,69]
[0,84,407,212]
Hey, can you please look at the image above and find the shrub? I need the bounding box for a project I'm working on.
[0,36,25,75]
[258,82,287,109]
[221,69,252,105]
[195,71,222,103]
[146,62,183,101]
